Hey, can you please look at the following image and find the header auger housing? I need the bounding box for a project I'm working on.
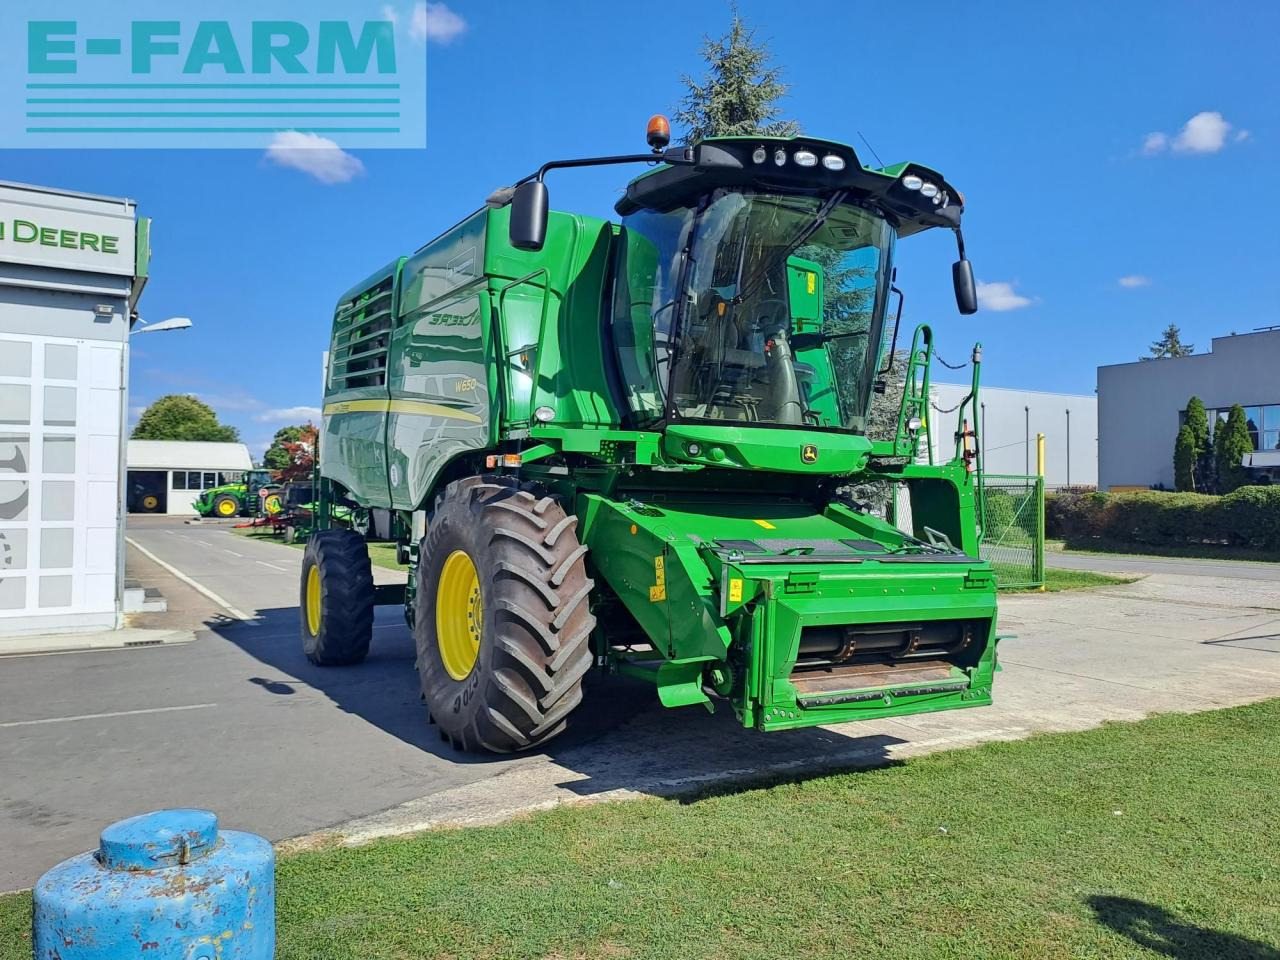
[299,121,999,752]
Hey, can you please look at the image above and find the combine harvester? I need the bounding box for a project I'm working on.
[301,118,998,752]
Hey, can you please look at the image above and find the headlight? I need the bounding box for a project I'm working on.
[821,154,845,171]
[901,174,923,191]
[773,148,787,166]
[793,149,818,167]
[920,182,939,198]
[752,146,767,164]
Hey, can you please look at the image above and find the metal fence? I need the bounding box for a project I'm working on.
[979,473,1045,589]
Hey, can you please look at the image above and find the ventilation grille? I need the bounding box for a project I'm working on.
[331,276,394,389]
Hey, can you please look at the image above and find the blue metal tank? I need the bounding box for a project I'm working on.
[33,809,274,960]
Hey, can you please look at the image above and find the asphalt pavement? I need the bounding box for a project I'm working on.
[1046,548,1280,581]
[0,517,535,890]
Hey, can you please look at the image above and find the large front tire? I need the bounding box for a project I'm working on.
[300,529,373,666]
[415,477,594,753]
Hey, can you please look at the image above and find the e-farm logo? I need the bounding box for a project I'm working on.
[3,4,426,149]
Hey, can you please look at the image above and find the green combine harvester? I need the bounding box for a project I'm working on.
[301,118,998,753]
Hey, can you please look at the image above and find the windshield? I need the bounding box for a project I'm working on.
[610,189,895,433]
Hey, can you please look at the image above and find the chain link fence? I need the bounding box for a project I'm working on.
[979,474,1045,589]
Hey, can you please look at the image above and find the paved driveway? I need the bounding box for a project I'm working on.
[3,516,1279,889]
[1047,548,1280,581]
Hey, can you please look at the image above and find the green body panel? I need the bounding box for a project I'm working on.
[576,466,995,729]
[316,133,1001,737]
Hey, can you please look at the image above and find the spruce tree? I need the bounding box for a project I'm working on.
[674,7,799,143]
[1183,396,1210,490]
[1173,424,1196,492]
[1214,404,1253,493]
[1145,323,1194,359]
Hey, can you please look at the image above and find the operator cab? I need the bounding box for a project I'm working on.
[505,127,977,441]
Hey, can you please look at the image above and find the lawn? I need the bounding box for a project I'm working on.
[230,525,406,572]
[5,699,1278,959]
[1006,568,1141,593]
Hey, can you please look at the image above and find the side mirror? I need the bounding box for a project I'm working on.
[509,180,548,251]
[952,259,978,315]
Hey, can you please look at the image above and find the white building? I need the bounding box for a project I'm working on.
[126,440,253,515]
[929,382,1097,488]
[0,181,147,639]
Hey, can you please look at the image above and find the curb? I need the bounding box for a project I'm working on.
[0,628,195,657]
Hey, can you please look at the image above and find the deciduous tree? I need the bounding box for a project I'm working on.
[131,395,239,442]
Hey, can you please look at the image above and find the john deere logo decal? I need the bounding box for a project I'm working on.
[801,443,818,464]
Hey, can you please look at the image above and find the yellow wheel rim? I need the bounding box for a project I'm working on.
[264,495,282,515]
[142,495,158,510]
[217,498,237,516]
[436,549,482,681]
[305,565,321,636]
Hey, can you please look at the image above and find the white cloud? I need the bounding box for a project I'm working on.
[381,4,399,27]
[413,2,466,43]
[264,131,364,185]
[1141,132,1168,156]
[975,280,1032,312]
[1173,111,1232,153]
[1142,111,1246,156]
[1118,275,1151,288]
[255,406,321,423]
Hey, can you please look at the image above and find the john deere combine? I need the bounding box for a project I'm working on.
[301,119,998,753]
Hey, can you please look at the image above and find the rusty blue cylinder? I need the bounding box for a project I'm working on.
[33,809,274,959]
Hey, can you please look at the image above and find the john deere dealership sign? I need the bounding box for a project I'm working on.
[0,200,135,275]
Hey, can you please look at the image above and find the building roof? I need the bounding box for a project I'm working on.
[126,441,252,471]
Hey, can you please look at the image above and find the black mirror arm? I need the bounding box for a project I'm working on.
[954,226,967,261]
[516,147,695,187]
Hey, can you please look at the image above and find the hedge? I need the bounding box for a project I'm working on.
[1046,487,1280,552]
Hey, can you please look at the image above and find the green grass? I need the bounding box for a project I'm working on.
[1004,568,1142,593]
[1047,537,1280,565]
[6,700,1279,959]
[230,525,406,571]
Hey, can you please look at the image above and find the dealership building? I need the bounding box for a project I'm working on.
[126,440,253,515]
[1097,329,1280,490]
[0,181,148,640]
[930,382,1097,489]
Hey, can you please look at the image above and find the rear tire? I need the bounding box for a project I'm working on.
[213,494,239,518]
[415,476,595,753]
[300,529,373,666]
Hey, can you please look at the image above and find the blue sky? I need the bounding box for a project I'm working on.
[3,0,1275,460]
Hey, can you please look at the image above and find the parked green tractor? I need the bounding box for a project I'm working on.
[301,120,997,753]
[194,469,282,519]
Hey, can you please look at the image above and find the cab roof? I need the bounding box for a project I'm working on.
[617,136,962,238]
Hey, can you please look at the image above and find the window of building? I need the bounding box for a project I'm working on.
[1207,404,1280,451]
